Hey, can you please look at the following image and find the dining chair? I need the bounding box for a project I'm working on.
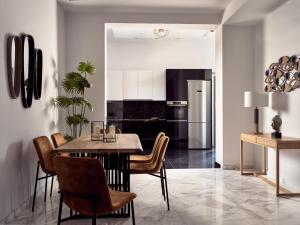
[32,136,56,212]
[130,132,165,163]
[51,133,70,157]
[130,136,170,210]
[54,156,137,225]
[51,133,66,148]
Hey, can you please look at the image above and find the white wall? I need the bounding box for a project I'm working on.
[217,25,255,168]
[223,25,255,168]
[254,0,300,190]
[107,36,215,100]
[215,26,224,165]
[0,0,59,221]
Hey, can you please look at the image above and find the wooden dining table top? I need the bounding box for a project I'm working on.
[54,133,143,154]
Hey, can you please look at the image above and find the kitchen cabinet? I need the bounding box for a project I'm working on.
[107,70,123,100]
[123,71,138,99]
[123,70,153,100]
[138,70,153,99]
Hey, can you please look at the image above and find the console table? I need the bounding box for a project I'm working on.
[240,133,300,196]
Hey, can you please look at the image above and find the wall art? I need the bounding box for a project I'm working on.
[21,34,35,108]
[265,55,300,93]
[33,49,43,100]
[6,33,43,108]
[6,35,22,99]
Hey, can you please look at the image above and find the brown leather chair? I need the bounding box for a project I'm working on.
[130,136,170,210]
[32,136,56,212]
[51,133,70,157]
[54,156,137,225]
[130,132,165,163]
[51,133,66,148]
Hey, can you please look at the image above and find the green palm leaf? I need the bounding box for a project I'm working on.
[56,96,73,108]
[77,61,96,75]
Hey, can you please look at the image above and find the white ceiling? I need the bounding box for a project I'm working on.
[59,0,232,14]
[224,0,289,24]
[106,23,216,40]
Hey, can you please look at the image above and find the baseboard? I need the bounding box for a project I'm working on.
[214,161,221,168]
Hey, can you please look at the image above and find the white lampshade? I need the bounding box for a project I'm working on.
[244,91,268,108]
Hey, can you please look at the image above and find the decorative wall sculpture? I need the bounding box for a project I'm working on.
[265,55,300,93]
[33,49,43,100]
[6,35,22,99]
[6,34,43,108]
[21,34,34,108]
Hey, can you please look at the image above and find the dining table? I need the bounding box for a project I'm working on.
[54,133,143,217]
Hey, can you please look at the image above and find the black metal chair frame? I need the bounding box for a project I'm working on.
[150,160,170,211]
[57,191,136,225]
[32,161,55,212]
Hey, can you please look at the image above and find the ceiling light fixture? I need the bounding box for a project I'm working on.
[153,28,168,39]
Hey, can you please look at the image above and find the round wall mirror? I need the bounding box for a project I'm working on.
[34,49,43,100]
[6,35,22,99]
[21,34,34,108]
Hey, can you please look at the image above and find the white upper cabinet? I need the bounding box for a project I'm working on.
[123,70,139,99]
[108,70,156,100]
[138,70,153,100]
[107,70,123,100]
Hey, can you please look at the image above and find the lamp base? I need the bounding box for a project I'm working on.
[271,131,282,139]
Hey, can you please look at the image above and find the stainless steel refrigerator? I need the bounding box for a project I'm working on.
[187,80,212,149]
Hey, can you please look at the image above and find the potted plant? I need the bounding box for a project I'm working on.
[55,61,95,141]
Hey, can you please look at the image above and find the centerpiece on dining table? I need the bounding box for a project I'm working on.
[91,121,117,142]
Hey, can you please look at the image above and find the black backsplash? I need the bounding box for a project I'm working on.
[107,100,166,120]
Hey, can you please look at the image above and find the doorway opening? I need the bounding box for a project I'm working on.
[105,23,216,168]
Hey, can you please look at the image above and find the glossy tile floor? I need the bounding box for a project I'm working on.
[3,169,300,225]
[165,149,214,169]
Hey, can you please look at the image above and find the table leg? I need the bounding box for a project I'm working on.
[276,147,280,196]
[240,140,244,175]
[263,147,268,175]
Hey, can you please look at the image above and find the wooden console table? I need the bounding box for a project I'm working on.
[240,133,300,196]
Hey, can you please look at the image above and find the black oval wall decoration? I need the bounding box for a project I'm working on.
[6,35,22,99]
[21,34,35,108]
[33,49,43,100]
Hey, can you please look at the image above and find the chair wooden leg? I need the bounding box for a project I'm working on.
[44,175,48,202]
[163,162,170,211]
[57,194,63,225]
[131,201,136,225]
[32,162,40,212]
[50,175,54,197]
[92,200,97,225]
[160,168,166,200]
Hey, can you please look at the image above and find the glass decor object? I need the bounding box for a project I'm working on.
[91,121,104,141]
[104,124,117,143]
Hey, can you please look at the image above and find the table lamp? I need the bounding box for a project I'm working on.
[244,91,268,134]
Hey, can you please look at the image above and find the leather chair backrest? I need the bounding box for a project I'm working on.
[152,136,169,171]
[149,132,165,162]
[54,156,113,214]
[33,136,55,174]
[51,133,66,148]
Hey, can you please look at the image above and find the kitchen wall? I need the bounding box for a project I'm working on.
[254,0,300,190]
[0,0,59,221]
[107,36,215,100]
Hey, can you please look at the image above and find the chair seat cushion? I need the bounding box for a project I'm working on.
[130,162,158,174]
[130,154,152,163]
[110,190,137,211]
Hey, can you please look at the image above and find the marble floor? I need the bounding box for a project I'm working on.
[2,169,300,225]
